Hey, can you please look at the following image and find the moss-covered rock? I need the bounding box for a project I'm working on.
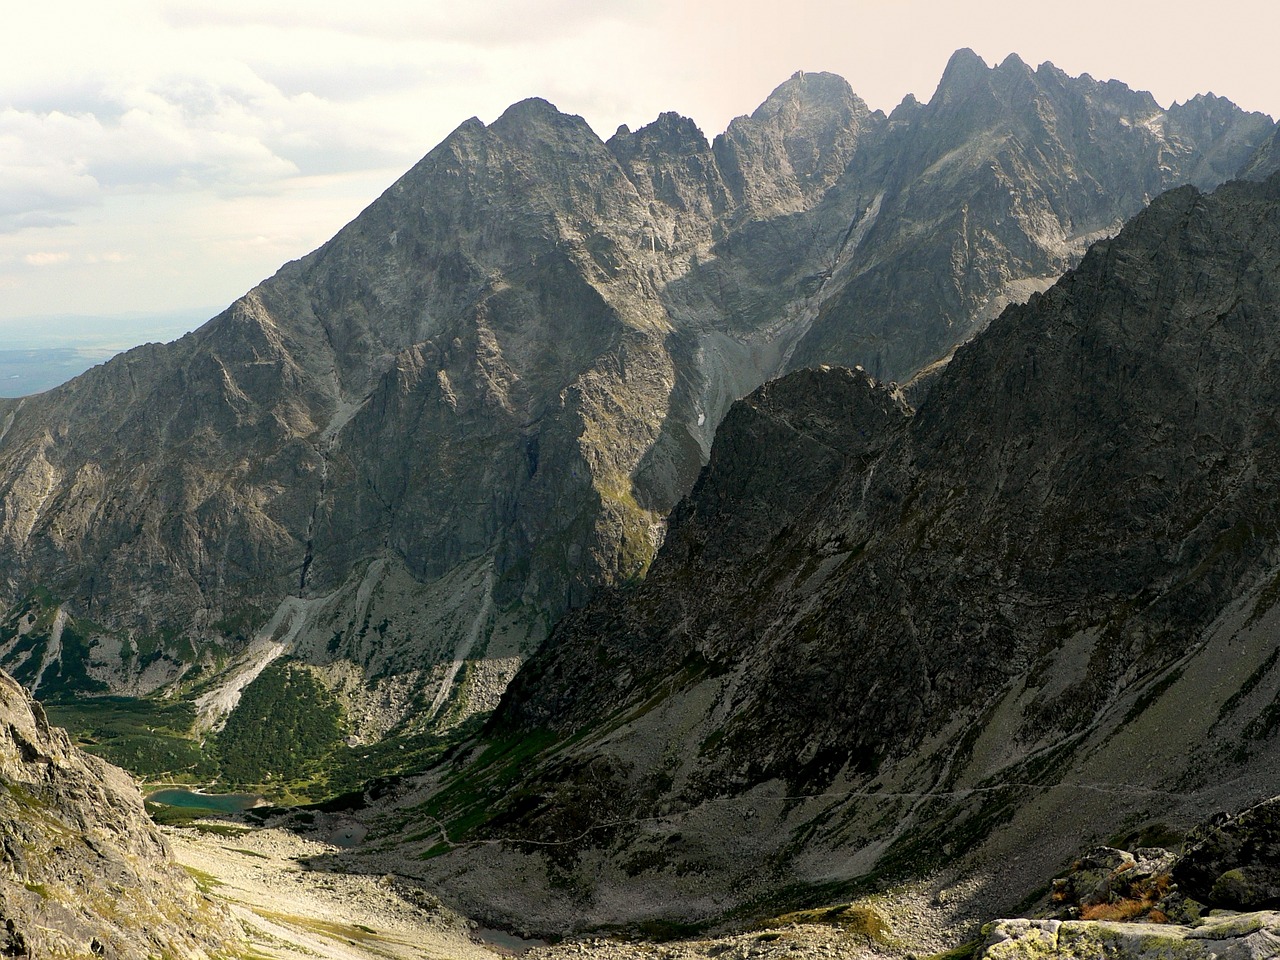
[979,912,1280,959]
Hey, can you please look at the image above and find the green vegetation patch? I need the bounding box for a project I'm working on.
[44,696,217,781]
[922,940,982,960]
[182,865,224,894]
[46,663,481,808]
[145,801,227,826]
[321,714,484,798]
[216,660,345,785]
[396,729,560,847]
[195,824,253,839]
[252,909,386,944]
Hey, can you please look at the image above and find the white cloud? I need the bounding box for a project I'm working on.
[22,251,70,267]
[0,59,421,236]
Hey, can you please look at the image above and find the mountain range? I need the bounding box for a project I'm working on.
[0,53,1274,771]
[2,49,1280,960]
[304,166,1280,940]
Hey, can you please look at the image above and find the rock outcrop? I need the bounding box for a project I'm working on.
[978,913,1280,960]
[1176,797,1280,911]
[973,798,1280,958]
[0,669,235,958]
[368,172,1280,935]
[0,54,1271,745]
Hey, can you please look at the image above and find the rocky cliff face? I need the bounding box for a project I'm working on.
[0,54,1271,744]
[1241,121,1280,180]
[786,53,1274,379]
[0,669,234,958]
[375,172,1280,934]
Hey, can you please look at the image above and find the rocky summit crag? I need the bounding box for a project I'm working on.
[0,668,234,958]
[343,171,1280,939]
[0,52,1273,757]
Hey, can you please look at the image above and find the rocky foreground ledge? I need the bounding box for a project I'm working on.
[977,795,1280,960]
[980,912,1280,959]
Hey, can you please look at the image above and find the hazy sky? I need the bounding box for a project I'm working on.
[2,0,1276,327]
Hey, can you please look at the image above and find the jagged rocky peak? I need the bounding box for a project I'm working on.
[0,670,235,957]
[1167,93,1276,188]
[786,48,1273,380]
[610,111,710,156]
[487,95,602,152]
[992,51,1035,86]
[931,46,994,101]
[888,91,923,122]
[749,69,866,121]
[713,69,881,212]
[607,112,729,218]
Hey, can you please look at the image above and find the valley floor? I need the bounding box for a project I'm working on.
[167,825,499,960]
[166,822,903,960]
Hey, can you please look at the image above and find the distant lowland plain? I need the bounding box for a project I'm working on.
[0,311,211,396]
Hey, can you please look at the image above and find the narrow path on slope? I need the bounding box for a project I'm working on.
[413,777,1229,854]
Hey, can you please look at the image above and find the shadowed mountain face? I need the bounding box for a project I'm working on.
[0,53,1272,740]
[376,173,1280,933]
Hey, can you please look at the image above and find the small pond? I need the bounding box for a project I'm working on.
[475,928,547,954]
[145,789,261,813]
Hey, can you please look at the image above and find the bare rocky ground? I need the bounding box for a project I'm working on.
[167,824,499,960]
[166,817,985,960]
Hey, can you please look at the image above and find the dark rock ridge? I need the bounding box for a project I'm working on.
[376,172,1280,933]
[0,54,1271,739]
[0,669,234,957]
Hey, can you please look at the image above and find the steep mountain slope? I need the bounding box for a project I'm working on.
[371,171,1280,935]
[0,54,1271,749]
[0,669,235,957]
[1242,120,1280,180]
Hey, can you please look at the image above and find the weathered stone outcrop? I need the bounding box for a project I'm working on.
[1176,797,1280,911]
[0,669,235,958]
[979,913,1280,960]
